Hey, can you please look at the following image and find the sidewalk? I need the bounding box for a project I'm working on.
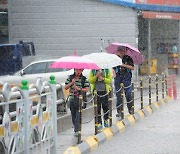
[57,88,158,153]
[57,74,179,153]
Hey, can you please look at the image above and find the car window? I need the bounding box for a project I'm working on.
[23,62,47,74]
[46,61,70,73]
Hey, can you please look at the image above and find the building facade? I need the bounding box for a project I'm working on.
[0,0,8,44]
[4,0,180,74]
[8,0,138,57]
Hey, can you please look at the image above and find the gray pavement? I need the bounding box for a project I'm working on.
[91,96,180,154]
[57,74,179,153]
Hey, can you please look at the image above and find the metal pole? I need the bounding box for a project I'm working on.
[148,19,152,75]
[21,80,30,154]
[140,78,143,109]
[149,75,152,105]
[165,73,168,96]
[100,38,103,52]
[131,82,135,114]
[156,74,159,102]
[78,92,83,144]
[49,76,57,154]
[7,0,12,42]
[109,90,113,127]
[162,73,165,99]
[120,83,124,119]
[94,90,98,135]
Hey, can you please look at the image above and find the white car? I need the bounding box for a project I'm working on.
[0,59,90,86]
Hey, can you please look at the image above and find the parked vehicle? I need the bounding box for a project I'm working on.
[0,41,35,76]
[0,59,90,86]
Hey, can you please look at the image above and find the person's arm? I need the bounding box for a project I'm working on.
[112,69,116,78]
[104,69,112,84]
[65,78,76,90]
[88,70,97,84]
[121,64,134,70]
[82,86,89,92]
[121,55,134,70]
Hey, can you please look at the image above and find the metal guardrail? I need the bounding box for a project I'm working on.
[0,77,59,154]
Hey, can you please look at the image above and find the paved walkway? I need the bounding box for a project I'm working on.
[57,74,179,153]
[92,95,180,154]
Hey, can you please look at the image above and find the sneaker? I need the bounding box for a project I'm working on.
[74,132,78,137]
[97,124,103,131]
[116,113,121,117]
[129,109,134,115]
[104,120,109,127]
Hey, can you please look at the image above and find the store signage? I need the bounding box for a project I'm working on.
[136,0,180,6]
[0,0,7,4]
[142,11,180,20]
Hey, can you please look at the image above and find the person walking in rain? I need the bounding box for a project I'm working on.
[89,69,112,131]
[113,46,134,118]
[65,69,89,137]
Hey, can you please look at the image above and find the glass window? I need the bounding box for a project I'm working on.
[23,62,47,74]
[0,46,14,59]
[46,61,70,73]
[0,11,8,26]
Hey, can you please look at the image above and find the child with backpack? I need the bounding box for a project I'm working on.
[88,69,112,131]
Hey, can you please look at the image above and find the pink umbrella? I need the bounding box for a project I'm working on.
[105,42,144,65]
[50,55,100,70]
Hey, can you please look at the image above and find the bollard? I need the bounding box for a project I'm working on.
[78,92,83,144]
[93,90,98,135]
[120,83,124,119]
[168,76,172,97]
[131,82,135,114]
[165,73,168,96]
[162,73,165,99]
[140,78,143,109]
[148,75,152,105]
[49,75,58,154]
[21,80,30,154]
[172,75,177,100]
[155,74,159,102]
[109,90,113,127]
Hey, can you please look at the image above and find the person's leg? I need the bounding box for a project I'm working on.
[114,76,123,116]
[74,108,79,133]
[101,92,109,127]
[123,75,133,114]
[70,101,76,132]
[70,97,80,134]
[97,94,102,125]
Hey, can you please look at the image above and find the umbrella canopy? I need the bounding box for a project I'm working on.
[50,55,100,70]
[83,52,122,69]
[105,42,144,65]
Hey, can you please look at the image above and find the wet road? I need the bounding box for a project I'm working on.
[91,76,180,154]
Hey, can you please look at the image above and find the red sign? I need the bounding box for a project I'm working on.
[136,0,180,6]
[0,0,7,4]
[142,11,180,20]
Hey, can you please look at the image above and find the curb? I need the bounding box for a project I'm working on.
[64,96,172,154]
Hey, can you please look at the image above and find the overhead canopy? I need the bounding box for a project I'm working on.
[99,0,180,13]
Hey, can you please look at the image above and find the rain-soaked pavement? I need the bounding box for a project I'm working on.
[58,74,180,153]
[91,75,180,154]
